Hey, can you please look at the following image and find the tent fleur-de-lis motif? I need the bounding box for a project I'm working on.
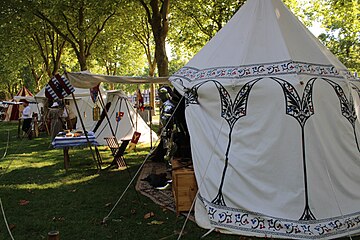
[185,88,200,107]
[271,77,316,221]
[277,79,315,126]
[219,82,253,128]
[180,76,360,222]
[185,79,260,206]
[325,79,357,125]
[325,79,359,152]
[215,80,261,206]
[214,79,261,206]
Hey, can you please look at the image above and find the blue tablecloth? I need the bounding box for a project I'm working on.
[52,132,99,148]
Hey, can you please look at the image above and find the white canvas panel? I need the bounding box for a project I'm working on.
[186,77,360,239]
[94,90,158,145]
[168,0,359,238]
[35,86,106,131]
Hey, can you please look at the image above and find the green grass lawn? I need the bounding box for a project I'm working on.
[0,121,240,240]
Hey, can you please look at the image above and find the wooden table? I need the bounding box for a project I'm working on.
[52,133,100,170]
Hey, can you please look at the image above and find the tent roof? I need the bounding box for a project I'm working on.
[8,86,36,103]
[35,85,106,99]
[66,71,169,89]
[13,96,37,103]
[170,0,354,86]
[16,86,33,97]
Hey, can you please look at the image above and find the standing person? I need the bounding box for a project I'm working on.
[21,99,32,139]
[63,100,77,130]
[47,102,64,140]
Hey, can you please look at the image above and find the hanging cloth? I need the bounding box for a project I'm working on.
[93,104,100,121]
[116,111,124,122]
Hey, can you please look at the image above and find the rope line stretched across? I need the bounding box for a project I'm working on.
[0,130,10,161]
[0,129,26,180]
[0,127,35,240]
[177,120,225,240]
[1,198,15,240]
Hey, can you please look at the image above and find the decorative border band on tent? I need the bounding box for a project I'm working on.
[199,196,360,239]
[171,61,354,82]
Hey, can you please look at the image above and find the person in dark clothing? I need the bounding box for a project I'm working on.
[21,99,32,139]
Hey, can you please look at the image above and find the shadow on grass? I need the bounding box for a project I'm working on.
[1,163,215,240]
[0,122,243,239]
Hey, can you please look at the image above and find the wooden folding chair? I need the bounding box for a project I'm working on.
[104,137,130,168]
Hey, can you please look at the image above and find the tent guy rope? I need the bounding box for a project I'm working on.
[0,130,10,161]
[1,198,15,240]
[177,120,226,240]
[102,96,184,223]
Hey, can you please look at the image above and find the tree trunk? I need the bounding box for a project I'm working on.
[140,0,170,77]
[154,39,168,77]
[78,54,88,71]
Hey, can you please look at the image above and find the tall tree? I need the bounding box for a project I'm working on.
[169,0,302,64]
[0,0,70,93]
[0,0,39,96]
[32,24,67,78]
[32,0,121,71]
[122,1,158,110]
[311,0,359,73]
[139,0,170,77]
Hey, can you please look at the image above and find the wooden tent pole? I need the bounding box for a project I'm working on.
[62,99,73,130]
[63,69,99,170]
[149,107,153,149]
[98,88,116,138]
[148,85,154,148]
[70,92,99,170]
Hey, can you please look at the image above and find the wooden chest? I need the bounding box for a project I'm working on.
[171,158,198,214]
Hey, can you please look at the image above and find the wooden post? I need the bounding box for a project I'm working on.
[33,114,39,137]
[62,99,73,130]
[97,88,116,138]
[63,68,100,170]
[48,230,59,240]
[150,84,156,116]
[70,92,100,170]
[63,147,69,170]
[149,107,153,148]
[18,119,21,138]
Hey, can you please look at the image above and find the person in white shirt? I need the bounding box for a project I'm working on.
[21,99,32,139]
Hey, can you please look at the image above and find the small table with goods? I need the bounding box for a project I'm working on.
[52,131,101,170]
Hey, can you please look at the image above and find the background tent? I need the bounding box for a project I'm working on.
[94,90,158,145]
[35,86,106,131]
[5,86,40,121]
[169,0,360,239]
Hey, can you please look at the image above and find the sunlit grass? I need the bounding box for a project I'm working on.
[3,174,99,190]
[0,121,241,240]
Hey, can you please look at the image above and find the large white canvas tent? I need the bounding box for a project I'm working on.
[169,0,360,239]
[35,86,106,131]
[94,90,158,145]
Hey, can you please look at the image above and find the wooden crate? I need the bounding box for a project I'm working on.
[171,158,198,214]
